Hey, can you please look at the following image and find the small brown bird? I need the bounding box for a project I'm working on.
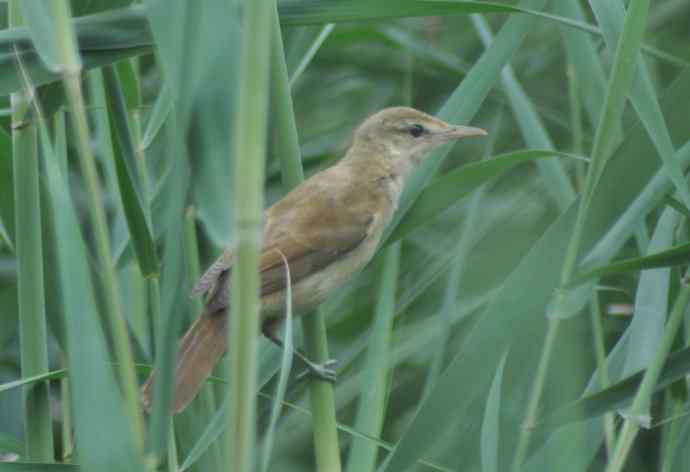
[141,106,486,413]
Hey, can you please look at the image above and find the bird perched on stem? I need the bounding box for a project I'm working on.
[141,106,486,413]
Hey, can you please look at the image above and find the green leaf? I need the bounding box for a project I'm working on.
[390,150,586,242]
[481,353,507,472]
[571,240,690,286]
[0,126,13,247]
[139,84,171,151]
[102,66,159,276]
[536,345,690,431]
[19,1,61,72]
[0,464,79,472]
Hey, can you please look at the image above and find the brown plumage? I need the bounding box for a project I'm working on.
[141,107,486,413]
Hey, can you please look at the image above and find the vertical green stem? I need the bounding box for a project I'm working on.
[49,0,144,452]
[567,63,585,190]
[60,367,73,462]
[227,0,274,471]
[9,1,54,462]
[589,292,616,456]
[270,4,342,471]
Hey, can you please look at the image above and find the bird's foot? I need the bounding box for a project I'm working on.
[297,359,337,383]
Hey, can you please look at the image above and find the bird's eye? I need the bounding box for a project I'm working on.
[408,123,425,138]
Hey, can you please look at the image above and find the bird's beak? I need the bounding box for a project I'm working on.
[443,125,488,140]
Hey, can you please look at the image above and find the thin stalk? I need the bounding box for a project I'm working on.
[49,0,144,452]
[511,0,651,467]
[55,110,72,463]
[60,367,73,462]
[589,292,616,457]
[180,206,222,471]
[226,0,274,471]
[288,24,334,89]
[9,1,53,462]
[167,420,179,472]
[659,390,685,472]
[567,63,585,190]
[270,4,342,470]
[606,280,690,472]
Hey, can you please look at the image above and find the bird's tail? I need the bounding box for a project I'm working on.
[141,312,228,414]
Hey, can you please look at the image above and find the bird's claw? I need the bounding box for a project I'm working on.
[297,359,337,383]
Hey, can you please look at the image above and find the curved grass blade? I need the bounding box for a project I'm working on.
[260,251,294,472]
[390,150,587,242]
[102,65,158,277]
[139,84,171,151]
[0,370,66,393]
[571,240,690,286]
[536,346,690,432]
[0,127,13,248]
[19,2,61,72]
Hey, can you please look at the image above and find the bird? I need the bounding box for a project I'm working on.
[141,106,486,413]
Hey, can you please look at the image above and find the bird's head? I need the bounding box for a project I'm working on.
[351,106,487,174]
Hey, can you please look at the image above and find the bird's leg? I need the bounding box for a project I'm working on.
[261,324,336,383]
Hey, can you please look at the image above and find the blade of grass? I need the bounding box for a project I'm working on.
[102,65,159,277]
[260,252,294,472]
[390,149,586,242]
[621,209,678,413]
[288,24,334,88]
[345,242,400,472]
[9,2,53,462]
[0,127,14,250]
[139,84,171,151]
[554,0,617,138]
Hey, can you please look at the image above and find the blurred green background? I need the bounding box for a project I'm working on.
[1,0,690,471]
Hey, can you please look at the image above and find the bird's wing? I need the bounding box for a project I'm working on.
[196,171,377,313]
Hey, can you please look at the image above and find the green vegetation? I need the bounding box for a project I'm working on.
[1,1,690,471]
